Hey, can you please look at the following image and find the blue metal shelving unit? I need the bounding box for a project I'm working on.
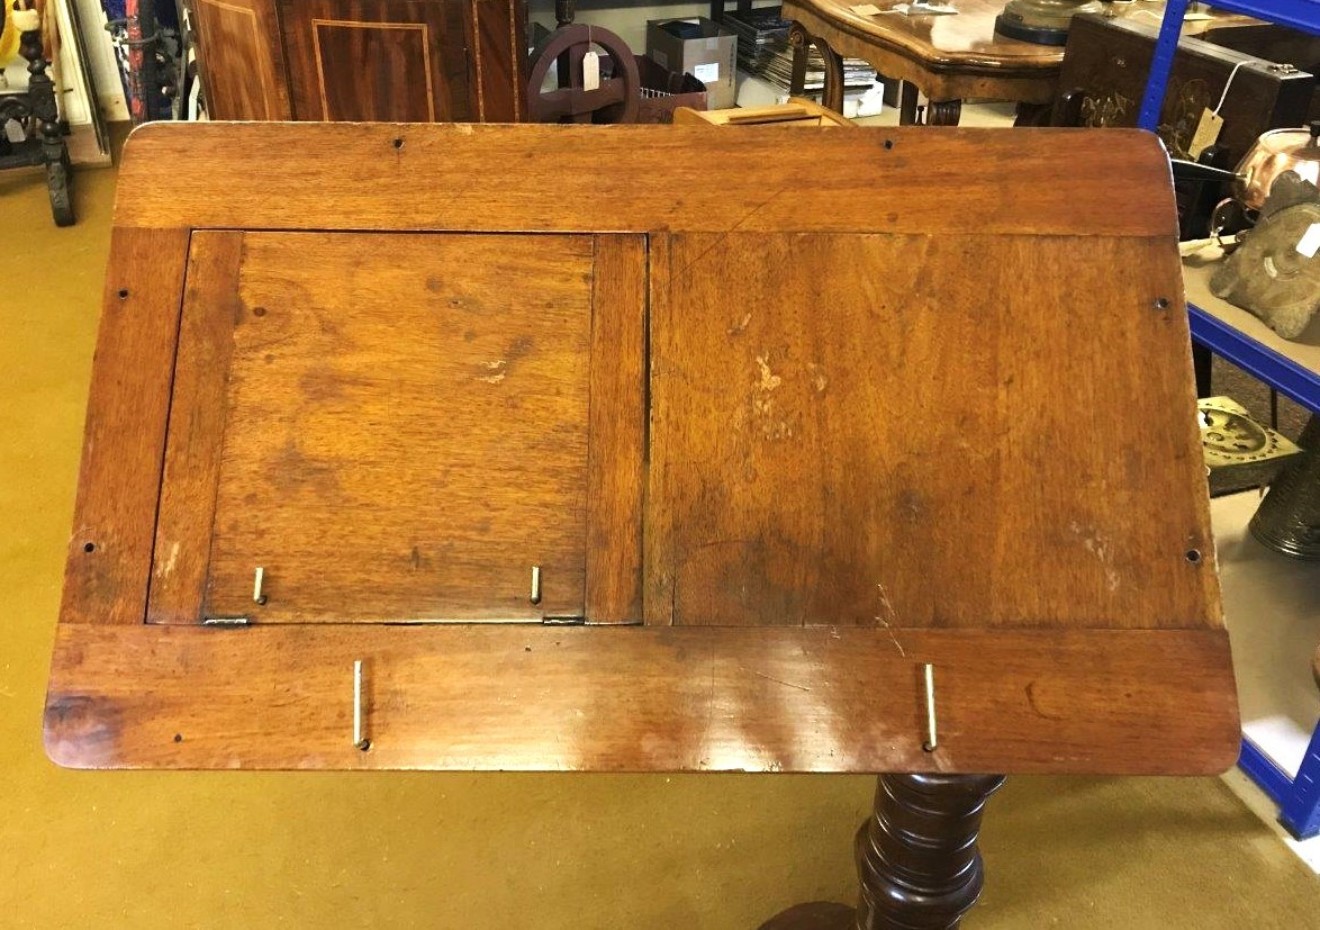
[1139,0,1320,840]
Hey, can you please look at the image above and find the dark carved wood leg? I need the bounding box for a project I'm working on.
[924,100,962,127]
[854,774,1005,930]
[758,773,1003,930]
[899,82,921,125]
[789,37,808,97]
[788,24,844,114]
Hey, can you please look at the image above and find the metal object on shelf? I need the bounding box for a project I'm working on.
[1210,171,1320,339]
[1250,414,1320,559]
[994,0,1100,46]
[1173,122,1320,214]
[1199,396,1301,495]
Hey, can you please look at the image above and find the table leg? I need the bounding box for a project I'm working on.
[899,83,921,125]
[758,773,1004,930]
[856,774,1005,929]
[788,24,845,114]
[925,100,962,126]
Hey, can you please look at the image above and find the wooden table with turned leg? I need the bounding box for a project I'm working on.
[783,0,1063,125]
[44,123,1238,929]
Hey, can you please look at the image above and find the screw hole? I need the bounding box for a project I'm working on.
[83,542,96,553]
[883,139,895,150]
[392,137,404,150]
[1153,297,1170,310]
[117,289,129,299]
[252,306,267,317]
[357,739,372,752]
[922,741,936,753]
[173,733,183,743]
[1185,549,1202,564]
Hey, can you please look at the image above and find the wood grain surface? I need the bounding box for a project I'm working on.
[45,624,1239,774]
[197,232,595,622]
[649,233,1215,629]
[48,124,1234,775]
[585,236,647,624]
[59,227,192,626]
[109,123,1178,239]
[149,232,244,625]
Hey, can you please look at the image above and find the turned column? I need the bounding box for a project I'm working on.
[853,774,1005,930]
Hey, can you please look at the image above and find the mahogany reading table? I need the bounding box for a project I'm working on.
[45,123,1238,928]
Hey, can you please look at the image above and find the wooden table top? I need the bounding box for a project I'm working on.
[784,0,1061,76]
[44,123,1238,775]
[780,0,1261,91]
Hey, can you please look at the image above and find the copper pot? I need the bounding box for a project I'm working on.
[1173,120,1320,213]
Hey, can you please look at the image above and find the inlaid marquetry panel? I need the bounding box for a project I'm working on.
[312,20,436,121]
[189,0,292,119]
[282,0,487,122]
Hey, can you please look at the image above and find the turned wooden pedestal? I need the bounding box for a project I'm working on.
[762,774,1004,930]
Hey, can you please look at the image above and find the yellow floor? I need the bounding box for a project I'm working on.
[3,144,1319,929]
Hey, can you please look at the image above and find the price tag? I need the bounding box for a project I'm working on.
[1187,108,1224,160]
[582,50,600,92]
[1296,223,1320,259]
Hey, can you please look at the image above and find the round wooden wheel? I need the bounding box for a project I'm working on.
[526,24,640,124]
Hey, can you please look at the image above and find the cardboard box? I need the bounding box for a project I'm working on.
[646,17,738,109]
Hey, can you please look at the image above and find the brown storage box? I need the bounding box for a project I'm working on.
[646,17,738,108]
[635,56,709,124]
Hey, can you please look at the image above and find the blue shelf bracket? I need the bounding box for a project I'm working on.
[1136,0,1190,131]
[1280,725,1320,839]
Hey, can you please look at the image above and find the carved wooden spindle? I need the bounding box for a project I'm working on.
[787,24,844,114]
[853,774,1005,930]
[20,21,61,160]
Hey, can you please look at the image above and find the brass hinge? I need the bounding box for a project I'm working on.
[541,615,586,626]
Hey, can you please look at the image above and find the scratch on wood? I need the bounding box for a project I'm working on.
[1068,521,1120,591]
[478,359,507,384]
[675,187,786,279]
[742,668,812,692]
[156,541,180,578]
[875,582,907,657]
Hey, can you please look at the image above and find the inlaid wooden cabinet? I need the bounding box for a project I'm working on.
[186,0,526,121]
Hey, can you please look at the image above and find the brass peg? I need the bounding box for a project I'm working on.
[922,663,938,752]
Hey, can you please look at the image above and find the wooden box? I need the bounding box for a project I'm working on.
[43,123,1237,776]
[1052,13,1315,163]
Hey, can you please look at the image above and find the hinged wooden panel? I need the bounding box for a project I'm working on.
[150,231,646,624]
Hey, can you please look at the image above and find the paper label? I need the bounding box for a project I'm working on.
[851,4,882,14]
[1187,108,1224,160]
[1297,223,1320,259]
[693,62,720,83]
[582,50,600,92]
